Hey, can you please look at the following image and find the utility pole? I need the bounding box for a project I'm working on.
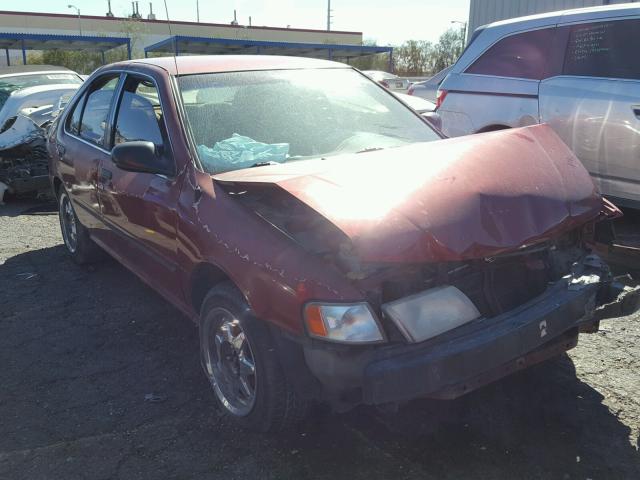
[451,20,467,46]
[196,0,200,22]
[67,4,82,36]
[327,0,332,31]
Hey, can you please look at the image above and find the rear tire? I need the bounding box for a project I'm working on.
[58,188,103,265]
[199,282,308,432]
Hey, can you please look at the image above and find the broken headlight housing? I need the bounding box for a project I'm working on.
[304,303,385,344]
[382,285,481,343]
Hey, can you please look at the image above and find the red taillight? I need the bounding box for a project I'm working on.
[435,89,448,109]
[407,85,414,95]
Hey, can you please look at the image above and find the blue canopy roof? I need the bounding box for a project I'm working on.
[144,35,392,64]
[0,32,131,65]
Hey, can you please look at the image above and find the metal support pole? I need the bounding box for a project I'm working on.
[144,50,148,58]
[126,40,132,59]
[256,45,261,54]
[328,48,333,60]
[5,48,9,66]
[101,51,106,64]
[21,39,26,65]
[174,38,179,57]
[388,50,393,73]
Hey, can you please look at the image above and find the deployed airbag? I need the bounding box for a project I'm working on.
[197,133,289,173]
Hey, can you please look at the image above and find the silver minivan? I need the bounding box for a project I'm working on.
[437,3,640,209]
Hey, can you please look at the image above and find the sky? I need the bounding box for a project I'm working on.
[9,0,470,45]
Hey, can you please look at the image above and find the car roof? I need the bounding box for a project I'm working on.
[0,65,77,77]
[111,55,348,76]
[450,2,640,74]
[483,2,640,30]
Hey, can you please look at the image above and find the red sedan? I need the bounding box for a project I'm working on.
[48,55,639,431]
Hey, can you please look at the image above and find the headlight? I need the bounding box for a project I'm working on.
[382,285,480,343]
[304,303,384,343]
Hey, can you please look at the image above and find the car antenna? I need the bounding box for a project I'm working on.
[162,0,179,76]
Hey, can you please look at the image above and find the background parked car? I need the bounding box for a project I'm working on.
[394,92,441,130]
[407,65,452,102]
[394,92,435,115]
[435,3,640,210]
[362,70,410,91]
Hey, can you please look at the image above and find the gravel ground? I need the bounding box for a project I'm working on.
[1,200,639,480]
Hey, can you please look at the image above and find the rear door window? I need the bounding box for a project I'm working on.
[563,19,640,80]
[466,28,555,80]
[79,75,119,147]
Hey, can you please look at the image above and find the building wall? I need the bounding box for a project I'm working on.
[468,0,633,35]
[0,10,363,63]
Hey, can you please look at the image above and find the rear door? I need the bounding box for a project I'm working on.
[96,72,184,303]
[539,18,640,208]
[58,73,121,235]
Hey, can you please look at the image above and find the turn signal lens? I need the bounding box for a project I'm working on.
[304,303,384,343]
[304,304,327,337]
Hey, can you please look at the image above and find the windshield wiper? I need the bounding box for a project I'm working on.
[356,147,385,154]
[250,161,281,168]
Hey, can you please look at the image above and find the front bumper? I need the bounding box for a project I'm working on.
[302,262,640,408]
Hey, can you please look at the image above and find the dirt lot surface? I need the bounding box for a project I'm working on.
[1,200,639,480]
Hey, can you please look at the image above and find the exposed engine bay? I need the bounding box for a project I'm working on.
[219,181,592,332]
[0,79,77,204]
[0,114,51,204]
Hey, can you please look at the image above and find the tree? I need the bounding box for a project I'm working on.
[349,38,393,71]
[393,40,432,76]
[350,27,463,77]
[430,28,464,73]
[28,50,103,74]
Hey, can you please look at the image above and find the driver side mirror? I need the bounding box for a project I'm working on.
[111,141,173,176]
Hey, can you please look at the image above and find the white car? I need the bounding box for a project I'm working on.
[394,92,435,114]
[394,92,440,130]
[362,70,410,91]
[0,65,83,201]
[436,3,640,209]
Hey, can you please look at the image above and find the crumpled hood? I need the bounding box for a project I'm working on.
[213,125,603,263]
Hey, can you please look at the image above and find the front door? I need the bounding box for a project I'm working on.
[96,73,184,303]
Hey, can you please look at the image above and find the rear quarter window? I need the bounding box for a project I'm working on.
[563,19,640,80]
[78,76,119,147]
[66,92,86,136]
[465,28,555,80]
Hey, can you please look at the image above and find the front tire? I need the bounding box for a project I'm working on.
[199,282,308,432]
[58,189,102,264]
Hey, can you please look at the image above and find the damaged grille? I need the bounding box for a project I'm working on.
[447,251,551,317]
[376,232,584,318]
